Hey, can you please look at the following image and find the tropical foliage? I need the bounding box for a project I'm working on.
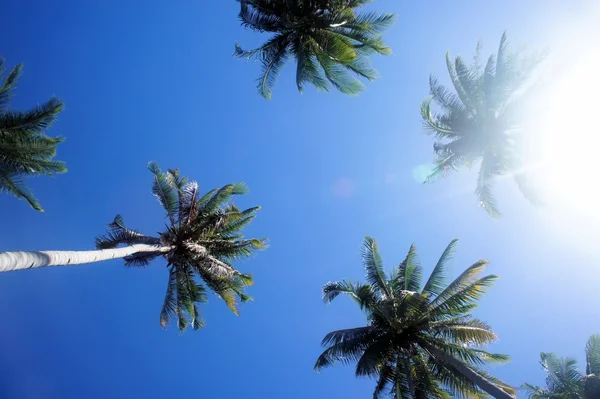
[0,163,267,332]
[0,58,66,211]
[99,163,267,331]
[315,237,516,398]
[420,32,544,217]
[235,0,395,99]
[524,335,600,398]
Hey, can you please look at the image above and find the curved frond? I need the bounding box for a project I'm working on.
[421,239,458,297]
[160,268,178,328]
[361,236,393,299]
[315,327,379,371]
[322,280,378,311]
[148,162,178,224]
[201,183,248,214]
[0,62,22,112]
[0,168,43,211]
[392,243,422,293]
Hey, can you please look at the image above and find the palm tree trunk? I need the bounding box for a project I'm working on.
[0,244,171,272]
[428,346,515,399]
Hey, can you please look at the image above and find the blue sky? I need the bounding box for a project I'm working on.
[1,0,599,398]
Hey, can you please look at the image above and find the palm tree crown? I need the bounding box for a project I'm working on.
[0,59,66,211]
[315,237,516,398]
[524,335,600,398]
[235,0,395,99]
[420,32,543,218]
[95,163,267,331]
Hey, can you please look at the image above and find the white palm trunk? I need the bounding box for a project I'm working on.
[428,346,515,399]
[0,244,171,272]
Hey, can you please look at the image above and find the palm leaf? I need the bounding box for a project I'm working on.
[148,162,178,224]
[586,335,600,375]
[361,236,393,299]
[421,239,458,298]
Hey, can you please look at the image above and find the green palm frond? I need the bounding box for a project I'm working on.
[148,162,179,224]
[317,239,512,398]
[160,268,178,328]
[99,164,265,332]
[322,280,378,311]
[421,239,458,298]
[293,37,329,92]
[95,214,160,249]
[361,236,393,299]
[0,62,22,112]
[525,335,600,398]
[392,243,422,292]
[201,182,248,214]
[0,168,43,211]
[0,60,66,211]
[315,326,381,371]
[431,260,489,308]
[236,0,395,98]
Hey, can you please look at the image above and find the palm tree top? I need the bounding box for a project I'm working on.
[316,237,516,398]
[420,32,545,218]
[524,334,600,398]
[235,0,395,99]
[0,58,66,211]
[95,162,267,331]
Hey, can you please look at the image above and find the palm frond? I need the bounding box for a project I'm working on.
[0,97,63,135]
[123,251,163,267]
[0,168,43,211]
[421,239,458,298]
[201,183,248,214]
[393,243,422,292]
[0,62,22,113]
[294,37,329,92]
[148,162,179,224]
[315,327,381,371]
[160,268,178,328]
[322,280,378,311]
[361,236,393,299]
[355,336,396,377]
[586,335,600,375]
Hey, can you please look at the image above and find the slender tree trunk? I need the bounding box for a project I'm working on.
[428,346,515,399]
[0,244,171,272]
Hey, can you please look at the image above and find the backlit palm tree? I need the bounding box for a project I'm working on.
[0,59,66,211]
[315,237,516,398]
[420,32,544,217]
[235,0,395,99]
[0,163,266,331]
[524,335,600,398]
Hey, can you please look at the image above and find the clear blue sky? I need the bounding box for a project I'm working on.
[1,0,599,398]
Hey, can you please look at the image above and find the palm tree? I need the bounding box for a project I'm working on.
[0,58,66,211]
[524,335,600,398]
[234,0,395,99]
[420,32,543,218]
[0,163,266,331]
[315,237,516,398]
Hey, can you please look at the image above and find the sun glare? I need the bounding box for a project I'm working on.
[532,51,600,221]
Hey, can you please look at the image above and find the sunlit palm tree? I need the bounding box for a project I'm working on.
[0,59,66,211]
[235,0,395,99]
[315,237,516,399]
[0,163,266,331]
[524,335,600,398]
[420,32,544,218]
